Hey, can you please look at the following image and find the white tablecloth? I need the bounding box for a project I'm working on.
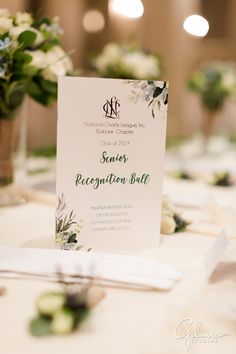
[0,182,236,354]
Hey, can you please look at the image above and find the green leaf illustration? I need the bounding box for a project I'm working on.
[68,234,77,244]
[174,213,190,233]
[153,86,162,98]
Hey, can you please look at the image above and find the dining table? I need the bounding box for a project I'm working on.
[0,172,236,354]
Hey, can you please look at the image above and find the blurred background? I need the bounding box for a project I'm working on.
[1,0,236,151]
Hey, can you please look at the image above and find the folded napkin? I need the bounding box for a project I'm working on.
[0,246,182,291]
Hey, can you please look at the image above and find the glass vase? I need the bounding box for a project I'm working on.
[0,101,27,207]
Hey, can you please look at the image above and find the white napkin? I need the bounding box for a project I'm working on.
[0,246,182,291]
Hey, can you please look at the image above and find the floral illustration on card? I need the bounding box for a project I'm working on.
[56,193,83,251]
[126,80,168,118]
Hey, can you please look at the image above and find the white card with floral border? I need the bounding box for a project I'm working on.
[56,77,168,252]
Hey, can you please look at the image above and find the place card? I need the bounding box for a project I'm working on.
[56,77,168,252]
[205,229,229,276]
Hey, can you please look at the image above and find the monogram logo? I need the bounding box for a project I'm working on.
[103,96,120,119]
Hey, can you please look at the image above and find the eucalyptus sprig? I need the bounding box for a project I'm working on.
[56,193,76,234]
[56,194,86,251]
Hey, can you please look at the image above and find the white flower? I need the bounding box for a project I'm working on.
[162,195,175,217]
[41,46,73,82]
[123,52,160,79]
[94,56,109,73]
[28,27,44,46]
[9,24,43,46]
[0,17,13,34]
[161,214,176,234]
[222,72,236,91]
[0,9,10,18]
[95,43,121,72]
[0,37,12,50]
[0,67,5,77]
[40,16,63,37]
[103,43,120,61]
[9,23,30,39]
[15,12,33,25]
[26,50,47,69]
[51,309,74,334]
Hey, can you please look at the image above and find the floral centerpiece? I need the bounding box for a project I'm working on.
[92,42,162,80]
[0,9,73,187]
[188,62,236,140]
[210,171,234,187]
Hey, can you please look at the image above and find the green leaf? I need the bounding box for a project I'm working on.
[31,145,56,158]
[75,308,90,326]
[28,89,56,106]
[0,32,10,41]
[27,80,42,97]
[0,176,13,186]
[31,94,52,106]
[39,78,57,95]
[48,38,61,46]
[40,42,54,52]
[29,316,52,337]
[21,65,38,77]
[39,38,61,52]
[6,82,26,109]
[27,77,57,106]
[33,17,51,28]
[14,51,32,65]
[18,30,37,47]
